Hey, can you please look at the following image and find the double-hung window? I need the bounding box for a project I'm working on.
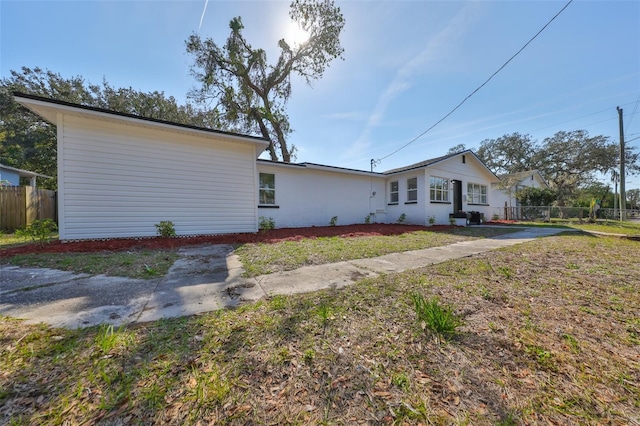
[407,177,418,202]
[430,177,449,202]
[259,173,275,205]
[467,183,487,204]
[389,181,399,203]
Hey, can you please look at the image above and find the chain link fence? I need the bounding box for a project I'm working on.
[489,206,640,222]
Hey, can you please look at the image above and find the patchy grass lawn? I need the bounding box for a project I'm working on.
[5,250,179,279]
[1,227,515,279]
[566,219,640,235]
[0,233,44,248]
[2,233,639,425]
[236,227,517,277]
[491,219,640,236]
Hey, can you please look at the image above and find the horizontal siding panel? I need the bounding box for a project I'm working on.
[60,114,259,240]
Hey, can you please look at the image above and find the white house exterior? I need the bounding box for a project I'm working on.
[382,152,499,225]
[15,93,504,240]
[492,170,549,218]
[15,93,269,240]
[256,160,388,228]
[256,152,500,228]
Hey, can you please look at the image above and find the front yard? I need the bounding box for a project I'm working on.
[1,228,639,424]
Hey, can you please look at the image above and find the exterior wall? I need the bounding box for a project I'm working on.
[384,173,427,225]
[57,114,259,240]
[388,155,499,225]
[256,162,387,228]
[0,168,20,186]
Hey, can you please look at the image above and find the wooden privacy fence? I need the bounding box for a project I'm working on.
[0,187,57,232]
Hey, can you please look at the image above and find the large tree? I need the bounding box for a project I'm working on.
[186,0,345,162]
[477,131,640,206]
[1,67,219,188]
[627,188,640,210]
[476,133,537,176]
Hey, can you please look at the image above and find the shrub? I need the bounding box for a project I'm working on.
[428,215,436,225]
[259,216,275,231]
[397,213,406,224]
[449,217,456,226]
[155,221,176,238]
[15,219,57,246]
[410,292,464,342]
[329,216,338,226]
[364,214,371,224]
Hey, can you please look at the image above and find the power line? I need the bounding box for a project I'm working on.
[377,0,574,162]
[625,95,640,133]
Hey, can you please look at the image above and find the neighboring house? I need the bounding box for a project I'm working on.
[492,170,550,219]
[0,163,50,187]
[15,92,501,240]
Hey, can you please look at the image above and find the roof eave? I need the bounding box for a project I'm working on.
[13,92,270,149]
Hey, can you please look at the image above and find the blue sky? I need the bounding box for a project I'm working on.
[1,0,639,189]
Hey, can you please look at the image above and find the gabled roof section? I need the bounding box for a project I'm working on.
[0,163,51,179]
[13,92,270,149]
[383,150,499,180]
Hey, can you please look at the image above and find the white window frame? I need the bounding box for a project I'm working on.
[430,176,449,202]
[467,182,487,204]
[259,173,276,205]
[389,181,399,204]
[407,177,418,202]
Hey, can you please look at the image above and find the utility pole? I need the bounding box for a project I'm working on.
[617,107,625,221]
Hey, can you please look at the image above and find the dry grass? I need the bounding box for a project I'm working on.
[1,233,639,425]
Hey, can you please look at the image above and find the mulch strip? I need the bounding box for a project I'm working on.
[0,224,455,258]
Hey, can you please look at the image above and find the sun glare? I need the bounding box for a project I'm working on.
[285,22,309,46]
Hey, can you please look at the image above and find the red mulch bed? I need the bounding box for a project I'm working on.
[1,224,455,258]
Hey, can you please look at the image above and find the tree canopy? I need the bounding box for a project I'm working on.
[477,131,640,206]
[186,0,345,162]
[0,67,219,189]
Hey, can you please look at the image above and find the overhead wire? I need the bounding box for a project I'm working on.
[376,0,574,162]
[625,95,640,133]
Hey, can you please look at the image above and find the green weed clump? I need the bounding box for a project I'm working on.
[155,221,176,238]
[259,216,275,231]
[15,219,57,246]
[410,292,464,342]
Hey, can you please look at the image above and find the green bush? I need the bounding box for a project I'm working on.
[397,213,407,224]
[329,216,338,226]
[155,221,176,238]
[428,215,435,225]
[410,292,464,342]
[364,214,371,224]
[259,216,275,231]
[15,219,57,246]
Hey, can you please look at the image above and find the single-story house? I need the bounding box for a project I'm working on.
[14,92,508,240]
[0,163,50,187]
[492,170,549,208]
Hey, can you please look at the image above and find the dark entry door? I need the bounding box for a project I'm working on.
[452,180,462,213]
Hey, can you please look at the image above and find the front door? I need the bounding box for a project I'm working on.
[452,180,463,213]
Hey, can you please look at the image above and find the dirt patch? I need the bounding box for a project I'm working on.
[0,224,454,258]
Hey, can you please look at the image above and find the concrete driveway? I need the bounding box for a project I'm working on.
[0,226,572,329]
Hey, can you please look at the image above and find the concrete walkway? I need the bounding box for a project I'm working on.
[0,227,570,329]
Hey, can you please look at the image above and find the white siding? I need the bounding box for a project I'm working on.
[59,115,259,240]
[384,173,427,225]
[256,163,387,228]
[386,154,499,225]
